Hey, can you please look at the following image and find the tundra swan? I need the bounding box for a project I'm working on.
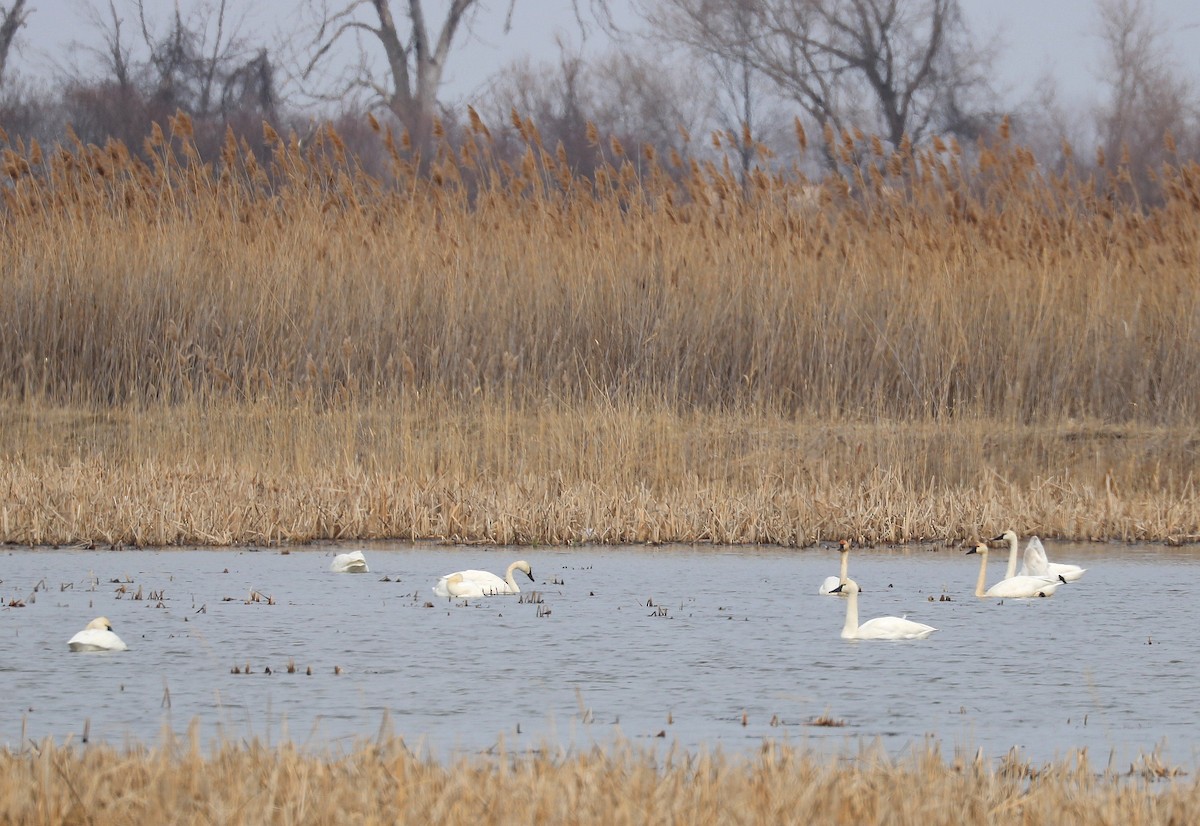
[330,551,369,573]
[68,617,128,652]
[993,531,1087,582]
[434,560,534,599]
[819,539,852,595]
[831,579,937,640]
[969,543,1064,598]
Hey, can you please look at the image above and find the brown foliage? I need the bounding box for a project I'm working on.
[0,117,1198,545]
[2,735,1198,825]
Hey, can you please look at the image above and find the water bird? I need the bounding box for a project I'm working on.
[330,551,369,573]
[994,530,1086,582]
[433,560,533,598]
[831,579,937,640]
[968,543,1064,598]
[67,617,128,652]
[819,539,852,596]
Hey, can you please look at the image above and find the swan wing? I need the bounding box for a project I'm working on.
[460,570,518,594]
[1020,537,1050,576]
[986,575,1061,599]
[331,552,369,573]
[448,579,486,598]
[433,574,480,599]
[818,575,843,595]
[68,629,128,652]
[434,570,512,598]
[856,616,938,640]
[1046,562,1086,581]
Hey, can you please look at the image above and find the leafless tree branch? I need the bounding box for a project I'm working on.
[0,0,29,87]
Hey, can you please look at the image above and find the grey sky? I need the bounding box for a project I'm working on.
[15,0,1200,113]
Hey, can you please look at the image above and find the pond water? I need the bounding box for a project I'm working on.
[0,540,1195,766]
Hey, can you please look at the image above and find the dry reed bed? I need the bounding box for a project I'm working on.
[1,403,1198,546]
[0,116,1197,420]
[1,117,1199,545]
[3,736,1197,825]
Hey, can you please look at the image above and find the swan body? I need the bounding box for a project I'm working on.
[330,551,369,573]
[832,579,937,640]
[819,539,852,596]
[68,617,128,652]
[434,560,533,599]
[969,543,1063,598]
[993,531,1087,582]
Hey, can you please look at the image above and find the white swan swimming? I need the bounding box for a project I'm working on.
[433,560,534,599]
[831,579,937,640]
[969,542,1064,598]
[330,551,369,573]
[993,530,1086,582]
[68,617,128,652]
[819,539,852,595]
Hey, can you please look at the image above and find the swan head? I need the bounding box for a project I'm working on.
[85,617,115,632]
[990,530,1018,544]
[837,539,851,553]
[514,560,534,581]
[966,542,989,557]
[831,579,861,595]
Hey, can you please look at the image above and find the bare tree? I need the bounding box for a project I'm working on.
[0,0,28,87]
[62,0,278,156]
[643,0,784,180]
[299,1,613,159]
[300,0,482,156]
[590,48,710,169]
[481,46,595,174]
[136,0,259,118]
[478,43,705,179]
[642,0,992,162]
[1093,0,1197,198]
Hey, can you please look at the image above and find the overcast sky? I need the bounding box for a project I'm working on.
[15,0,1200,112]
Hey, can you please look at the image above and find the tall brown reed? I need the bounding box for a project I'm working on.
[0,401,1197,546]
[1,113,1199,545]
[1,113,1198,421]
[3,734,1198,825]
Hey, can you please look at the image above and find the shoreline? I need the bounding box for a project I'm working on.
[3,459,1198,548]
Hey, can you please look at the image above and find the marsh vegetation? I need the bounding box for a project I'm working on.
[1,115,1198,545]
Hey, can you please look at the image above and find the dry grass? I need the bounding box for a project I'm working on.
[0,115,1199,545]
[1,401,1198,546]
[2,733,1198,825]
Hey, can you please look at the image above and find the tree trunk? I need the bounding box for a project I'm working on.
[0,0,29,88]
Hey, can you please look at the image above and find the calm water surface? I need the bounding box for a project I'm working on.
[1,541,1195,765]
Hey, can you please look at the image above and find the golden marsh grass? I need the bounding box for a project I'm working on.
[1,401,1199,546]
[0,115,1198,544]
[4,734,1199,825]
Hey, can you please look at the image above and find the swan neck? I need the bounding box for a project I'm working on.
[1004,536,1018,580]
[975,552,988,597]
[842,589,859,638]
[504,562,518,590]
[839,551,849,584]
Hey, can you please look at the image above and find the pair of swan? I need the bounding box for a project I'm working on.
[434,560,534,599]
[330,551,369,573]
[68,617,128,652]
[993,530,1086,582]
[819,539,852,595]
[831,579,937,640]
[968,542,1064,598]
